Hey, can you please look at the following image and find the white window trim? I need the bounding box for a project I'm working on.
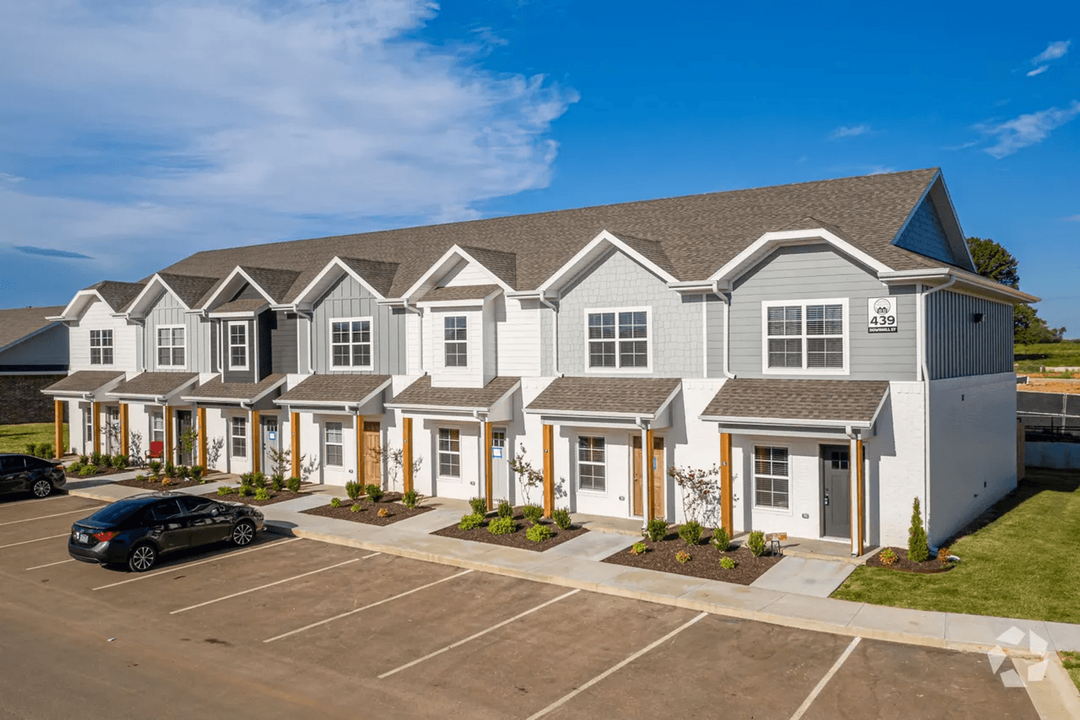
[760,298,850,376]
[156,324,186,369]
[89,329,114,366]
[324,421,344,467]
[442,315,469,370]
[231,416,247,458]
[752,444,793,515]
[436,427,462,481]
[583,306,653,374]
[576,436,607,495]
[228,321,249,371]
[328,316,374,370]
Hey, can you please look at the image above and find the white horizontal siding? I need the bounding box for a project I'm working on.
[69,299,138,373]
[441,259,495,288]
[497,297,540,377]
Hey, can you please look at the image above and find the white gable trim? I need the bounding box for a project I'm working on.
[291,256,387,309]
[399,244,514,300]
[124,274,190,319]
[200,267,276,310]
[537,230,678,295]
[888,171,976,273]
[707,228,893,285]
[54,290,114,322]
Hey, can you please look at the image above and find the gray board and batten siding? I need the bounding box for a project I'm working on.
[144,289,210,373]
[925,290,1012,380]
[728,244,919,381]
[221,318,256,384]
[267,311,299,375]
[311,273,408,375]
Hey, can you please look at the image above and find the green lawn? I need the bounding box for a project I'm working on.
[1061,652,1080,692]
[1015,341,1080,373]
[833,469,1080,624]
[0,423,69,454]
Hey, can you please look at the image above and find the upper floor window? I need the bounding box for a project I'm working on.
[90,330,114,365]
[444,316,467,367]
[331,318,372,368]
[228,323,248,370]
[157,326,185,368]
[763,300,847,373]
[587,309,649,370]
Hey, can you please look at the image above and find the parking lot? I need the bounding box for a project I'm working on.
[0,492,1042,719]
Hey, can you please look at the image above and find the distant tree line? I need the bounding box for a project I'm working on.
[966,237,1066,344]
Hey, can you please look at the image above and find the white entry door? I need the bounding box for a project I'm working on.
[491,428,509,503]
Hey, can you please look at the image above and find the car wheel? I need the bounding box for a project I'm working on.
[128,543,157,572]
[31,479,53,498]
[230,520,255,547]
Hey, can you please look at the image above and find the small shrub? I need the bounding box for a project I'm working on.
[552,508,572,530]
[134,474,145,481]
[710,526,730,552]
[161,477,174,487]
[254,487,271,501]
[747,531,767,557]
[377,507,390,518]
[487,517,517,535]
[38,443,54,459]
[112,454,128,470]
[879,548,898,566]
[678,521,703,547]
[79,466,96,477]
[402,488,422,509]
[908,497,929,563]
[90,451,104,467]
[719,556,736,570]
[496,500,513,519]
[646,518,668,542]
[345,481,361,501]
[164,462,176,478]
[217,486,234,497]
[251,472,267,490]
[238,484,251,497]
[148,460,162,477]
[191,466,204,483]
[330,497,341,508]
[458,513,484,531]
[675,550,691,564]
[178,465,191,479]
[78,455,89,466]
[69,461,83,473]
[25,442,37,455]
[469,497,488,516]
[937,546,953,563]
[286,476,301,492]
[522,504,544,524]
[630,541,647,555]
[526,524,553,543]
[365,483,384,503]
[270,474,284,491]
[350,503,362,513]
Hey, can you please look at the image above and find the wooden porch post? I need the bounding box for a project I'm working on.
[251,409,261,474]
[290,411,301,479]
[119,404,129,457]
[645,427,656,522]
[54,400,64,459]
[855,439,865,556]
[92,402,101,455]
[484,421,494,512]
[720,432,733,537]
[402,417,413,493]
[163,405,173,465]
[197,407,208,469]
[356,415,366,486]
[542,423,554,518]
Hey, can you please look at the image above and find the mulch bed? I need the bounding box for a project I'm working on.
[302,493,434,526]
[432,507,588,552]
[601,527,782,585]
[66,467,126,479]
[114,476,207,491]
[203,489,309,507]
[864,546,957,574]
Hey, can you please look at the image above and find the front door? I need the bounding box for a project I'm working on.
[105,406,121,454]
[821,445,851,539]
[632,435,665,519]
[176,410,193,465]
[262,416,280,476]
[362,421,381,484]
[491,428,508,502]
[84,407,94,455]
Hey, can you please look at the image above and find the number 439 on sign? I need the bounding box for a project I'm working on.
[867,297,898,333]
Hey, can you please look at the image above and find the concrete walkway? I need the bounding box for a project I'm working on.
[62,479,1080,661]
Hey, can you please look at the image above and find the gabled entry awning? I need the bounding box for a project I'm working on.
[699,378,890,438]
[42,370,126,399]
[180,373,287,407]
[107,372,199,402]
[385,375,520,421]
[524,377,681,428]
[274,374,392,414]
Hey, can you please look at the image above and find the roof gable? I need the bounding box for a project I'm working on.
[0,306,65,352]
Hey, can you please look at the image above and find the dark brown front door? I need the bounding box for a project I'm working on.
[632,435,664,519]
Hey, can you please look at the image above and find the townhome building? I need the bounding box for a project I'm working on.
[44,168,1035,554]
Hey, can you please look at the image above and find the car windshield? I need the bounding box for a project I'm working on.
[88,501,144,524]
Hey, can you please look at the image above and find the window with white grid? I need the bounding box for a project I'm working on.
[330,318,372,368]
[587,308,649,370]
[324,422,343,467]
[577,436,606,492]
[157,326,185,368]
[231,416,247,458]
[764,300,846,373]
[754,446,789,509]
[438,428,460,477]
[228,323,248,370]
[90,329,114,365]
[444,316,467,368]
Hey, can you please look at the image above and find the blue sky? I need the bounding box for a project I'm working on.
[1,1,1077,333]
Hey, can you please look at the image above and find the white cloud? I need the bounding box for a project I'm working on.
[867,165,896,175]
[980,102,1080,158]
[0,0,577,275]
[1033,40,1070,64]
[1027,66,1049,77]
[1064,215,1080,222]
[830,124,870,139]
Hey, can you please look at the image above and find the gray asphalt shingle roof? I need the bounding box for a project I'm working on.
[42,370,125,395]
[277,374,392,404]
[83,281,146,312]
[156,274,219,308]
[387,375,520,410]
[525,377,681,416]
[240,266,302,303]
[338,258,399,298]
[182,374,287,402]
[418,285,501,303]
[108,372,199,398]
[700,378,890,424]
[0,306,65,351]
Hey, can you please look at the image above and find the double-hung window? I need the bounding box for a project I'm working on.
[753,446,789,509]
[764,300,846,373]
[90,330,114,365]
[324,422,343,467]
[228,323,248,370]
[577,437,606,492]
[150,412,164,444]
[438,428,460,477]
[157,326,185,368]
[444,316,467,368]
[231,417,247,458]
[330,318,372,368]
[587,309,649,370]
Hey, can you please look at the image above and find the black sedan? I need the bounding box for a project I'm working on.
[0,453,66,499]
[69,492,264,572]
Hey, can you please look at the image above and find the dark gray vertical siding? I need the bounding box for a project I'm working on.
[926,290,1013,379]
[210,321,219,373]
[222,319,255,383]
[270,311,299,374]
[311,275,407,374]
[258,311,273,380]
[145,289,208,373]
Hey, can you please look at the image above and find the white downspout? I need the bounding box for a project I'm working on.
[845,425,859,556]
[717,281,736,380]
[539,293,561,377]
[919,275,957,547]
[473,409,487,505]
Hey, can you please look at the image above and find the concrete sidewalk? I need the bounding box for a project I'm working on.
[64,480,1080,660]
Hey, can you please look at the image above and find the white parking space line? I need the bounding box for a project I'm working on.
[788,636,862,720]
[26,558,76,571]
[171,556,369,614]
[92,537,302,591]
[378,588,581,679]
[0,506,105,527]
[0,533,69,550]
[264,568,474,644]
[524,611,708,720]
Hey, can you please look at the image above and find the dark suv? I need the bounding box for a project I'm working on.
[0,453,66,499]
[69,492,265,572]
